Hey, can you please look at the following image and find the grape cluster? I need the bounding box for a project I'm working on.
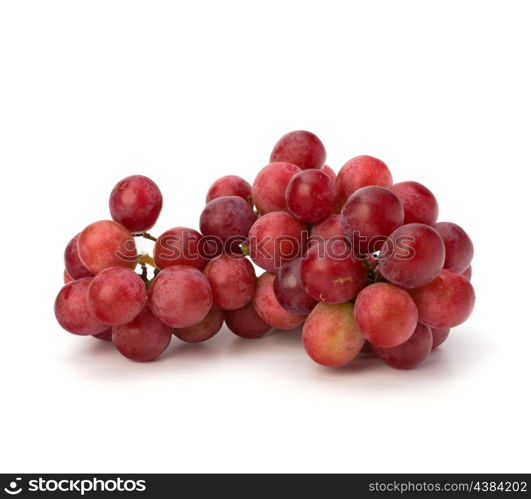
[55,130,475,368]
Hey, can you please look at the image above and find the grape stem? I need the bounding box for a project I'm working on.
[132,231,158,242]
[138,253,156,268]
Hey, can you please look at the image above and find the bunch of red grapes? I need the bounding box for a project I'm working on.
[55,130,475,368]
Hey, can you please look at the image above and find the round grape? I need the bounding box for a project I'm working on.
[64,233,93,279]
[273,258,317,315]
[336,155,392,208]
[252,162,300,214]
[270,130,326,170]
[252,273,306,330]
[112,305,172,362]
[206,175,252,205]
[78,220,137,274]
[109,175,163,232]
[390,181,439,225]
[341,186,404,254]
[378,223,445,288]
[87,267,146,326]
[54,278,108,335]
[286,169,336,223]
[154,226,207,271]
[204,253,256,310]
[354,282,418,348]
[431,328,450,350]
[148,265,213,328]
[371,323,433,369]
[300,239,367,304]
[302,303,364,367]
[174,306,224,343]
[409,269,475,328]
[433,222,474,273]
[247,211,308,273]
[224,302,271,339]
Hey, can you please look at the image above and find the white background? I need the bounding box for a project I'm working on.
[1,1,529,473]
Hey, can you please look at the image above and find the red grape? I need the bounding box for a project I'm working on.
[302,303,364,367]
[54,278,108,335]
[310,214,345,244]
[206,175,252,205]
[174,306,224,343]
[224,302,271,339]
[64,270,74,284]
[199,196,257,255]
[154,226,207,271]
[87,267,146,326]
[354,282,418,347]
[93,329,112,341]
[378,223,445,288]
[252,162,301,214]
[78,220,137,274]
[273,258,317,315]
[148,265,213,328]
[286,169,335,223]
[341,186,404,254]
[270,130,326,170]
[336,155,392,208]
[204,253,256,310]
[462,265,472,280]
[371,323,433,369]
[112,305,172,362]
[409,269,475,328]
[433,222,474,273]
[321,164,336,183]
[247,211,308,273]
[252,273,307,329]
[431,328,450,350]
[300,239,367,304]
[109,175,163,232]
[64,233,93,279]
[390,181,438,225]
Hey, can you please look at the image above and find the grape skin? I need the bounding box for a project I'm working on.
[371,323,433,369]
[64,233,93,279]
[64,270,74,284]
[199,196,257,255]
[247,211,308,273]
[286,169,336,223]
[310,214,345,244]
[148,265,213,328]
[204,254,256,310]
[154,226,207,271]
[431,328,450,350]
[87,267,146,326]
[206,175,252,204]
[409,269,475,328]
[93,329,112,341]
[270,130,326,171]
[341,186,404,254]
[300,239,367,304]
[321,165,336,183]
[252,273,307,330]
[224,302,271,339]
[390,181,439,225]
[112,305,172,362]
[109,175,163,232]
[433,222,474,273]
[54,278,108,335]
[462,265,472,280]
[273,258,317,315]
[302,303,364,367]
[174,306,224,343]
[336,155,392,208]
[354,282,419,348]
[78,220,137,275]
[252,162,301,214]
[378,223,445,288]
